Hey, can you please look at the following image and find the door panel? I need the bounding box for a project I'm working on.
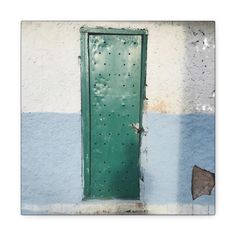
[88,34,143,199]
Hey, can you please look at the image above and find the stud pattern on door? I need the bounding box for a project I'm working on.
[89,34,142,199]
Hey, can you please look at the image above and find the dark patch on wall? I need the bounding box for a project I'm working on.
[191,165,215,200]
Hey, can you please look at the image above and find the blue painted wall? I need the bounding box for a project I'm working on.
[21,112,215,207]
[143,112,215,205]
[21,113,82,205]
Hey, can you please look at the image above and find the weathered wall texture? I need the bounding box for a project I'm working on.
[21,21,215,214]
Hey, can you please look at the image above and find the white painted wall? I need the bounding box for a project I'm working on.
[22,21,215,114]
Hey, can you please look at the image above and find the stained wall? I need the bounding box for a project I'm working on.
[21,21,215,214]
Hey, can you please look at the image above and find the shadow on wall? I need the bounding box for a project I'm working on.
[177,22,215,206]
[142,22,215,210]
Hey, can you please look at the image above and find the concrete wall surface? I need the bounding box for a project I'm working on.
[21,21,215,215]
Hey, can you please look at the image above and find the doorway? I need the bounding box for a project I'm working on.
[80,27,147,199]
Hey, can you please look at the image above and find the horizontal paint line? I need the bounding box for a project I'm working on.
[21,111,215,116]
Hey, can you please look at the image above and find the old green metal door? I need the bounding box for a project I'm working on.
[81,28,147,200]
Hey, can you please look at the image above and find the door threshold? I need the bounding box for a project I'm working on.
[79,199,147,215]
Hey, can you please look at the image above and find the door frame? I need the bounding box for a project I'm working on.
[80,27,148,199]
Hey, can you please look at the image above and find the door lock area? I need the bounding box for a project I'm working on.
[131,123,144,134]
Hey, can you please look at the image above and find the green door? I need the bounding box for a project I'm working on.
[81,28,147,200]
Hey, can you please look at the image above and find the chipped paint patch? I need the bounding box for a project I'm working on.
[192,165,215,200]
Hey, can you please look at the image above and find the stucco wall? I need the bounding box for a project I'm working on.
[21,21,215,214]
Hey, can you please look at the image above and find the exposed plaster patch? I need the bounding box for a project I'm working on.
[202,37,210,50]
[192,165,215,200]
[196,104,214,113]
